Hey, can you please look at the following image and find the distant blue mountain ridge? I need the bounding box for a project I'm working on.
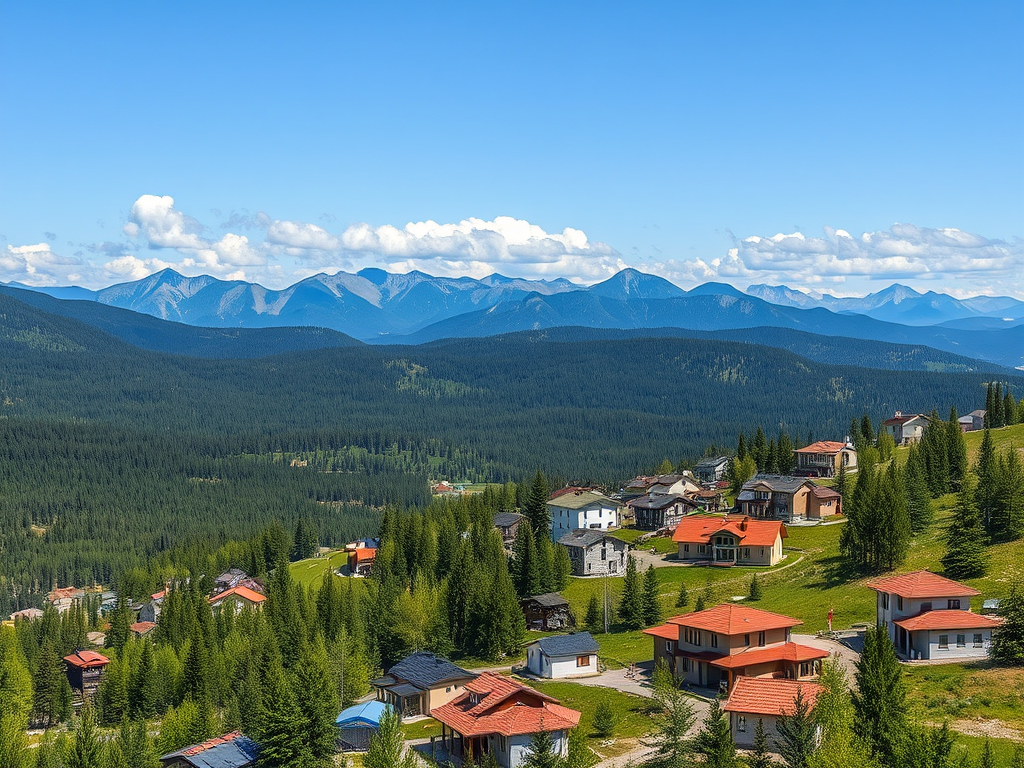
[4,267,1023,368]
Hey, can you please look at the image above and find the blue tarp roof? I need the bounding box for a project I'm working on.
[336,700,390,728]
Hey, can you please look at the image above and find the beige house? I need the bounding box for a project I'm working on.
[723,677,824,748]
[807,486,843,519]
[372,651,477,717]
[644,604,827,692]
[735,475,819,521]
[672,515,787,567]
[882,412,931,445]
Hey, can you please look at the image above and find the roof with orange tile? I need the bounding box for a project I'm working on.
[794,441,848,454]
[350,547,377,562]
[672,516,786,547]
[642,624,680,641]
[431,672,580,737]
[208,586,267,605]
[709,642,828,670]
[894,610,1003,632]
[723,677,824,717]
[666,604,802,635]
[64,650,110,669]
[130,621,156,635]
[866,571,979,599]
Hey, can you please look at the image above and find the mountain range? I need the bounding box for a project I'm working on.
[4,267,1023,369]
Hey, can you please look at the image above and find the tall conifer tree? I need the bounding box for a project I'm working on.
[941,474,988,580]
[852,624,909,768]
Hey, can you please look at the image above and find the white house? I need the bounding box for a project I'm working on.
[867,571,1002,661]
[547,490,620,542]
[724,677,824,749]
[882,412,931,445]
[525,633,600,679]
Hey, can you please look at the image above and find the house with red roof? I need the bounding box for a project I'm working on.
[794,440,857,478]
[672,515,787,566]
[64,650,110,698]
[867,570,1002,661]
[208,586,267,614]
[723,677,824,749]
[429,672,581,767]
[643,604,827,692]
[882,411,931,445]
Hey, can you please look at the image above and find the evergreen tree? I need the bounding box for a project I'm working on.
[748,719,776,768]
[990,582,1024,666]
[778,432,796,475]
[33,640,71,727]
[675,580,689,609]
[834,461,848,502]
[1005,391,1017,426]
[253,655,311,768]
[364,708,417,768]
[775,687,817,768]
[749,573,763,601]
[985,383,995,429]
[693,698,737,768]
[511,522,540,598]
[737,433,747,462]
[552,545,573,591]
[523,471,551,537]
[641,666,698,766]
[946,407,968,492]
[66,705,103,768]
[993,383,1004,428]
[904,446,934,533]
[618,555,643,630]
[729,456,757,496]
[641,565,661,627]
[808,656,875,768]
[753,427,769,473]
[294,636,339,762]
[128,640,159,719]
[975,429,1000,536]
[877,463,911,571]
[585,594,602,633]
[767,438,780,475]
[921,414,950,497]
[105,594,133,655]
[861,415,874,447]
[993,448,1024,543]
[113,719,159,768]
[852,624,909,767]
[593,700,617,738]
[521,728,561,768]
[536,536,556,594]
[941,474,988,580]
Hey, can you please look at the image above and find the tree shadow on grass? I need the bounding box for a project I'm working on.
[806,553,863,590]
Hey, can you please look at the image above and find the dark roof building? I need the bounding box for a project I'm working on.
[520,593,575,631]
[159,731,258,768]
[371,651,477,717]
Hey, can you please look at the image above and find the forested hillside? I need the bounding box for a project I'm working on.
[1,291,1018,609]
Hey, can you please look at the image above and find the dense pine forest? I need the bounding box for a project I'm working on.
[1,290,1020,609]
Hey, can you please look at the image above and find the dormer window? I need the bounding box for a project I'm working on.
[948,599,961,610]
[469,693,480,706]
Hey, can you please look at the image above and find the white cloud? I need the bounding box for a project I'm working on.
[266,219,341,252]
[125,195,207,250]
[654,224,1024,297]
[0,243,86,286]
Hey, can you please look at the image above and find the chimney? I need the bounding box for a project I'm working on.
[894,411,902,418]
[740,517,748,531]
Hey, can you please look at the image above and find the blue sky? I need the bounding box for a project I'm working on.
[1,1,1022,297]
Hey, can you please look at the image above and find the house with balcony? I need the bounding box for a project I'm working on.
[429,673,581,767]
[867,570,1002,661]
[736,475,819,521]
[547,490,620,542]
[672,515,787,566]
[793,441,857,478]
[882,412,931,445]
[627,493,695,531]
[643,604,827,692]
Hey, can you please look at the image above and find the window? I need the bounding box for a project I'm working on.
[684,544,690,553]
[601,548,607,560]
[920,602,932,612]
[446,686,452,693]
[698,544,707,555]
[938,635,949,649]
[948,599,961,610]
[897,596,904,611]
[800,662,812,676]
[710,634,718,648]
[577,655,591,667]
[666,641,673,653]
[956,634,966,648]
[974,634,983,648]
[743,548,750,559]
[758,631,766,647]
[737,715,747,732]
[588,563,592,572]
[882,594,890,610]
[744,634,750,646]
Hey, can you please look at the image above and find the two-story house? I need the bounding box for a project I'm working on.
[882,412,931,445]
[695,456,732,485]
[557,529,629,576]
[643,604,827,692]
[672,516,787,567]
[735,475,820,521]
[627,494,695,531]
[867,570,1002,661]
[793,441,857,478]
[547,490,620,542]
